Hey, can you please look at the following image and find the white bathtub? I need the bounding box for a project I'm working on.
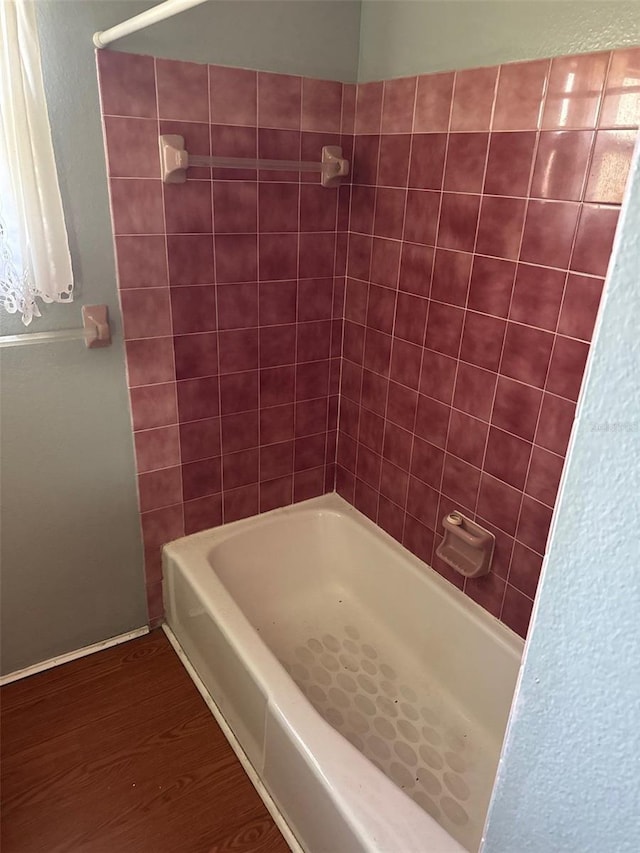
[163,493,523,852]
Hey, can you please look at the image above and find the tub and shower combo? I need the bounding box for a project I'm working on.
[163,494,523,852]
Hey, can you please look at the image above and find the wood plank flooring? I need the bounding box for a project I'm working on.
[0,630,290,853]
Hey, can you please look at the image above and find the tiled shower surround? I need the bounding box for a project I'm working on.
[98,51,350,621]
[338,47,639,637]
[98,47,639,634]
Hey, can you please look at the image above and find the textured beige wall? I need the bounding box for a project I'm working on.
[359,1,640,80]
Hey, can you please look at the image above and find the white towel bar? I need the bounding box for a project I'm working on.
[160,135,349,187]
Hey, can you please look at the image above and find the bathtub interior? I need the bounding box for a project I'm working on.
[165,554,449,853]
[164,495,523,852]
[211,507,519,736]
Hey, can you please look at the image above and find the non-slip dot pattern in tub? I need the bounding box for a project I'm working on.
[282,622,491,849]
[164,493,523,852]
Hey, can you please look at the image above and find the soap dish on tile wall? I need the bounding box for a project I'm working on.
[436,512,495,578]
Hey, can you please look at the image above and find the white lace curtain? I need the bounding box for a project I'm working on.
[0,0,73,325]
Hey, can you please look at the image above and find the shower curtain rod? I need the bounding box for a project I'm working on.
[93,0,208,48]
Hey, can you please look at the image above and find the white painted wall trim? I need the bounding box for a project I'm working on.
[0,626,149,686]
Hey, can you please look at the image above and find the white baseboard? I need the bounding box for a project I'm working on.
[0,626,150,686]
[162,624,303,853]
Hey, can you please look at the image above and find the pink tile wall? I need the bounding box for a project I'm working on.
[98,47,638,636]
[98,52,351,622]
[337,48,639,638]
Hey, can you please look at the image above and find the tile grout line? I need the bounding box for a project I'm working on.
[375,75,417,531]
[393,77,424,546]
[400,68,457,553]
[350,82,382,511]
[254,79,262,516]
[209,67,226,526]
[438,65,501,600]
[154,56,186,557]
[290,82,303,508]
[333,84,354,496]
[473,66,541,501]
[324,86,345,495]
[115,223,621,288]
[496,63,552,618]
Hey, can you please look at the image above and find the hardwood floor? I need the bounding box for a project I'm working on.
[0,630,290,853]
